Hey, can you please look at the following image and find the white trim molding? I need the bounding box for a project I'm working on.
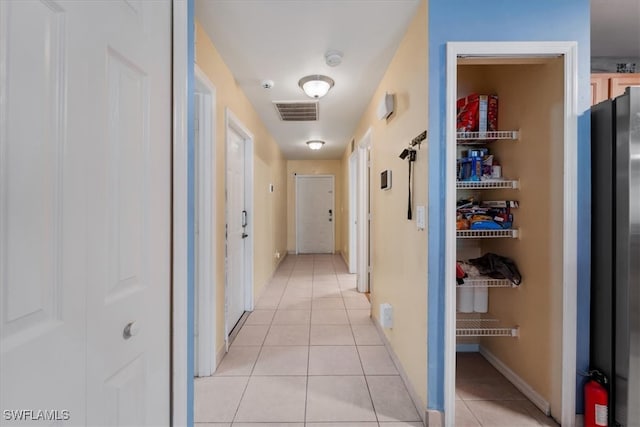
[357,128,372,293]
[480,346,551,416]
[444,41,579,427]
[194,65,217,377]
[348,150,358,274]
[171,0,189,425]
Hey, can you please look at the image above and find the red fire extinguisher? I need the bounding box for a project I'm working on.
[584,370,608,427]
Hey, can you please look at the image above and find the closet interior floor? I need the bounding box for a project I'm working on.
[455,352,559,426]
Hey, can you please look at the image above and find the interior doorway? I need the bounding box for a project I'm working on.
[224,109,254,341]
[194,66,216,377]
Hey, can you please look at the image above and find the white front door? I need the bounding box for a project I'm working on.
[226,125,247,331]
[296,175,335,254]
[0,1,171,425]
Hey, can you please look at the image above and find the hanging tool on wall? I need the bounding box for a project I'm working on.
[399,147,417,219]
[399,130,427,220]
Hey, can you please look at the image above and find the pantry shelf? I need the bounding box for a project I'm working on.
[456,180,519,190]
[456,229,519,239]
[458,277,515,288]
[456,316,519,337]
[457,130,519,143]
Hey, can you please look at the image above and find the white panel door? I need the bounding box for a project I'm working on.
[82,1,171,425]
[226,126,246,331]
[0,0,86,422]
[1,1,172,425]
[296,176,335,254]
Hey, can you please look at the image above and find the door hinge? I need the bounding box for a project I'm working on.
[368,213,372,221]
[368,266,373,273]
[368,160,372,168]
[194,118,200,133]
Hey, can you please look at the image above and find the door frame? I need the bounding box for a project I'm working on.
[443,41,578,427]
[224,108,254,344]
[172,0,190,424]
[295,174,336,254]
[348,150,358,273]
[356,129,372,293]
[194,65,216,377]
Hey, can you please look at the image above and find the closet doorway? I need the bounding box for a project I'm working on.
[444,42,578,427]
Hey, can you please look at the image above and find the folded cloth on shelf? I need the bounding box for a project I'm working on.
[468,253,522,285]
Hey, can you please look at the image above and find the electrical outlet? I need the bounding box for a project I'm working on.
[379,303,393,328]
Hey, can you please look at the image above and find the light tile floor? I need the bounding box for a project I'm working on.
[195,254,423,427]
[455,353,559,426]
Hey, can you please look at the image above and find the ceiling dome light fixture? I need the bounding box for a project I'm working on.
[298,75,334,99]
[306,140,325,150]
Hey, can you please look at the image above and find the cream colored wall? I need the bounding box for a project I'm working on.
[341,0,428,409]
[286,160,343,253]
[195,23,288,355]
[457,60,565,416]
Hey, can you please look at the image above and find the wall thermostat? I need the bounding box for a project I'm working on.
[381,170,392,190]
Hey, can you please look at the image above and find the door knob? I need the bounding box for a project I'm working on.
[123,321,139,340]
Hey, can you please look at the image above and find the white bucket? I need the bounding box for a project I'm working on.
[457,287,474,313]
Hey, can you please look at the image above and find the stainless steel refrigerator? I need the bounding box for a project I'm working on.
[591,86,640,426]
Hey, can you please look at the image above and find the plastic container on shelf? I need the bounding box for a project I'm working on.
[457,287,474,313]
[473,287,488,313]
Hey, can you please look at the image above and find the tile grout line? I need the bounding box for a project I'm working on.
[351,304,381,425]
[230,256,294,424]
[303,255,315,426]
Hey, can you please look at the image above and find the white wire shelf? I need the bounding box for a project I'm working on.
[457,130,519,143]
[458,277,515,288]
[456,180,519,190]
[456,229,519,239]
[456,316,519,337]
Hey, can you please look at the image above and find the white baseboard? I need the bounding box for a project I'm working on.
[479,346,551,416]
[373,320,426,423]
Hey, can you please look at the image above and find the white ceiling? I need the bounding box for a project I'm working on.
[195,0,421,160]
[591,0,640,57]
[196,1,639,160]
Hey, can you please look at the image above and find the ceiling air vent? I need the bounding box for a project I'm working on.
[273,101,319,121]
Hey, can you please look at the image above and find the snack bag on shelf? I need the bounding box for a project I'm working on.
[456,93,480,132]
[456,93,499,134]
